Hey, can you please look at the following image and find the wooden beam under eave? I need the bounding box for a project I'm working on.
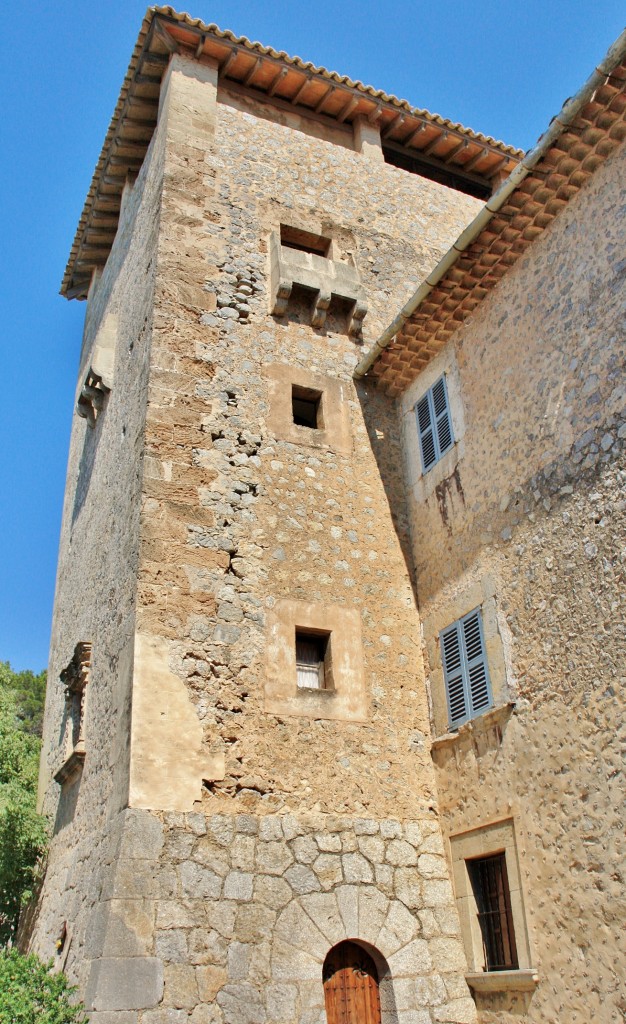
[403,122,428,148]
[153,18,180,53]
[337,95,359,123]
[291,74,311,105]
[423,130,447,157]
[381,111,405,139]
[463,146,489,173]
[219,48,238,78]
[243,56,263,87]
[315,83,335,114]
[134,73,162,87]
[268,66,288,97]
[65,281,92,300]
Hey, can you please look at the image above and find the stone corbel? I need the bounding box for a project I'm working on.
[349,297,368,338]
[77,369,110,428]
[311,287,332,329]
[273,277,293,316]
[55,642,92,785]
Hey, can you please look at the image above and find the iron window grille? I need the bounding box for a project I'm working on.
[467,853,519,972]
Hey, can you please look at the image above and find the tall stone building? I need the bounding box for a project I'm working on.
[32,8,625,1024]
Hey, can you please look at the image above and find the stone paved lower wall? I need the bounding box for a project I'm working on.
[85,809,476,1024]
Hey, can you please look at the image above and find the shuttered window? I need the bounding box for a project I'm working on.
[440,608,493,728]
[415,375,454,473]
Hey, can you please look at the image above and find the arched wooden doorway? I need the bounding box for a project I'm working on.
[323,941,382,1024]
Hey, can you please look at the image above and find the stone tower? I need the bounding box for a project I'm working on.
[31,7,626,1024]
[33,8,518,1022]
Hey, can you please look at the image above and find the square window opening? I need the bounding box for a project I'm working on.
[292,385,323,429]
[467,852,519,972]
[280,224,332,258]
[295,629,334,691]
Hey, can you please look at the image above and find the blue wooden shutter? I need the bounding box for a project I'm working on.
[441,620,468,726]
[462,610,492,716]
[415,376,454,473]
[432,376,454,457]
[440,608,492,728]
[416,393,437,471]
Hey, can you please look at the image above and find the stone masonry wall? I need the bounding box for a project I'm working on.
[29,100,168,992]
[399,139,626,1022]
[84,808,474,1024]
[84,54,486,1024]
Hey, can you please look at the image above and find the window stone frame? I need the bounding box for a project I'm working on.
[266,363,352,455]
[449,819,537,990]
[423,576,515,740]
[400,344,465,503]
[265,599,366,721]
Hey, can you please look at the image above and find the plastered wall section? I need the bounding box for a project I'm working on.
[29,100,167,988]
[399,140,626,1022]
[131,52,483,820]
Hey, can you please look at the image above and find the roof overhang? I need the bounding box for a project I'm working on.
[355,30,626,396]
[61,5,522,300]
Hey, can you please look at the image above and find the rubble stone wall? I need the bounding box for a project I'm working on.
[29,89,168,992]
[399,139,626,1022]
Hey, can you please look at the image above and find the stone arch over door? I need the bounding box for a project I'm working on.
[323,941,382,1024]
[270,885,446,1024]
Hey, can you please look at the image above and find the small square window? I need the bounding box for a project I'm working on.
[415,374,454,472]
[467,853,519,971]
[440,608,493,728]
[292,385,323,429]
[295,630,333,690]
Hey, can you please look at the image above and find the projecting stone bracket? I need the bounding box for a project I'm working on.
[77,368,110,427]
[54,642,91,786]
[270,231,367,336]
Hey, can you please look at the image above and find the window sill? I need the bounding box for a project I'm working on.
[465,969,538,993]
[54,746,86,785]
[297,687,336,696]
[431,702,515,751]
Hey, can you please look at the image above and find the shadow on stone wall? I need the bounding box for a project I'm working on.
[354,380,417,599]
[71,419,102,526]
[53,773,82,834]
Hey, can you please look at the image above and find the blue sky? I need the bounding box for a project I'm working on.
[1,1,624,672]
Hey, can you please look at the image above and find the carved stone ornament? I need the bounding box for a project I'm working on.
[77,369,110,427]
[54,642,92,785]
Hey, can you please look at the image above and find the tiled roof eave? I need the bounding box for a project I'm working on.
[355,32,626,395]
[61,5,523,299]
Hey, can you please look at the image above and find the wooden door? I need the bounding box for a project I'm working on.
[323,942,381,1024]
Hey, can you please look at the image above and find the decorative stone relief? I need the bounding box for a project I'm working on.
[269,230,367,336]
[77,369,110,427]
[54,642,91,785]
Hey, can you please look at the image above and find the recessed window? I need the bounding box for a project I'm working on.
[280,224,331,258]
[467,853,519,971]
[415,374,454,473]
[296,630,333,690]
[440,608,493,728]
[382,144,490,201]
[292,385,322,429]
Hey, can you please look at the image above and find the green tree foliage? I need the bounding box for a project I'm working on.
[0,948,84,1023]
[0,663,47,739]
[0,666,49,944]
